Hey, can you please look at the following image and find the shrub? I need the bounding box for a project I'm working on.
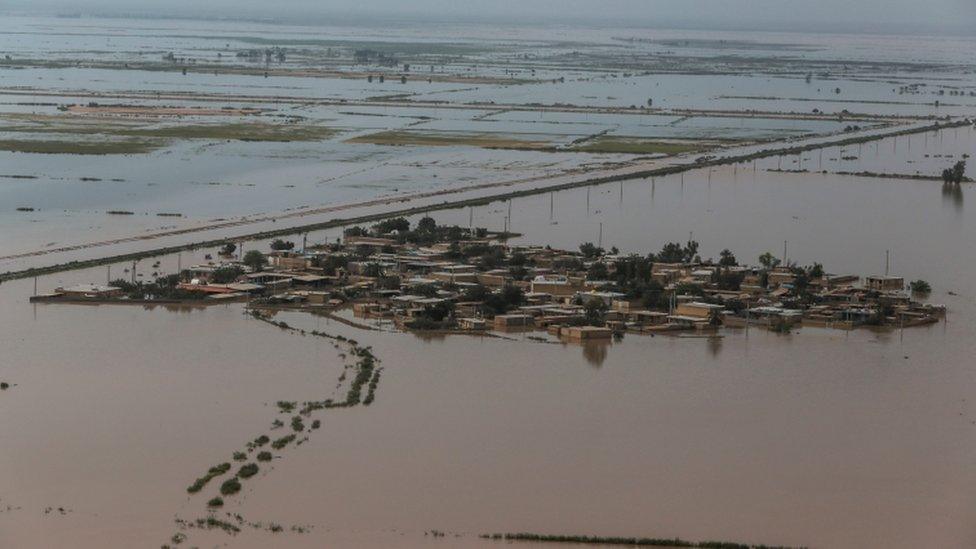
[271,434,296,450]
[186,463,231,494]
[910,280,931,294]
[256,451,273,462]
[219,478,242,496]
[207,497,223,508]
[238,463,259,479]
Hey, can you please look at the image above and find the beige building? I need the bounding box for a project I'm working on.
[865,276,905,292]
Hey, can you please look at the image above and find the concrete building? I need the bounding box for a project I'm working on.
[866,276,905,292]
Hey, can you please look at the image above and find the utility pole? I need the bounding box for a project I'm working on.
[885,249,890,276]
[598,222,603,249]
[783,240,788,265]
[549,192,554,221]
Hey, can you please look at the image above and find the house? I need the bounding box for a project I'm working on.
[458,318,487,330]
[477,270,510,287]
[611,298,643,312]
[767,270,796,288]
[626,310,669,327]
[269,252,309,270]
[494,314,534,329]
[429,271,478,284]
[576,290,626,307]
[530,275,577,297]
[865,276,904,292]
[674,302,723,320]
[290,274,330,288]
[562,326,612,341]
[57,284,123,298]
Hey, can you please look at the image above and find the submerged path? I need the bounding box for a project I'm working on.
[0,117,970,282]
[0,86,932,123]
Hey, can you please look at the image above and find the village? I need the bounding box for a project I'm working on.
[30,216,945,341]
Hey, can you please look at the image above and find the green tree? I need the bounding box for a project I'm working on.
[655,241,698,263]
[270,239,295,251]
[587,262,609,280]
[579,242,603,258]
[243,250,267,272]
[362,262,385,277]
[910,280,932,295]
[718,249,738,267]
[211,265,244,284]
[758,252,781,270]
[373,217,410,234]
[417,216,437,232]
[584,299,608,326]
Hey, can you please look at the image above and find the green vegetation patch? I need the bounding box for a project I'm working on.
[271,434,296,450]
[0,113,336,155]
[0,138,160,155]
[348,130,551,150]
[123,123,336,142]
[572,136,706,155]
[238,463,259,479]
[187,463,232,494]
[219,478,242,496]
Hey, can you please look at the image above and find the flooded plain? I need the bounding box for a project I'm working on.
[2,127,975,547]
[2,14,975,275]
[1,14,976,549]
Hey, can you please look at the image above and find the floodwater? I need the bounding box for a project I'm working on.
[2,15,976,549]
[1,125,975,548]
[2,15,974,272]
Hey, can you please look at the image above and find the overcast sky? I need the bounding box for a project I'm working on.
[8,0,976,33]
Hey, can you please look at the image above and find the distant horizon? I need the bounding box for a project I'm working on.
[4,0,976,38]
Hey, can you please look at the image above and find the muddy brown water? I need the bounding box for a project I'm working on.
[2,128,976,548]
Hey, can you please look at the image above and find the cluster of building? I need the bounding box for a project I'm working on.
[32,230,944,340]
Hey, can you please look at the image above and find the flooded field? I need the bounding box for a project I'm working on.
[1,122,975,548]
[1,12,976,549]
[2,14,974,274]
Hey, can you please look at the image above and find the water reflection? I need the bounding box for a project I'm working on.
[580,340,610,367]
[942,181,964,211]
[707,335,723,357]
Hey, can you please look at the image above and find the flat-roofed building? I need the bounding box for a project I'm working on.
[493,314,534,329]
[57,284,123,298]
[866,276,905,292]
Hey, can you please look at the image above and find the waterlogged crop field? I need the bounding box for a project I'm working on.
[2,16,972,258]
[3,13,976,549]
